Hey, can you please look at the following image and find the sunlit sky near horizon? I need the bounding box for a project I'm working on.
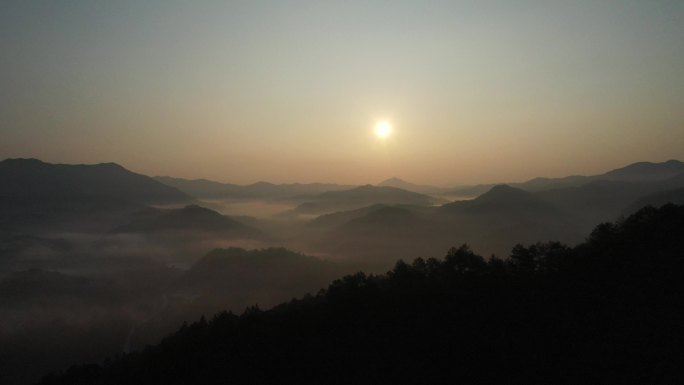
[1,1,683,185]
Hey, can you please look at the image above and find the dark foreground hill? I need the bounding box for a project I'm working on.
[41,204,684,385]
[172,247,341,314]
[114,248,345,361]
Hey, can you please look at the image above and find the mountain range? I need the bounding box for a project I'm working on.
[303,161,684,264]
[1,159,190,204]
[447,159,684,196]
[288,185,442,216]
[3,157,684,385]
[154,176,354,201]
[0,159,191,234]
[3,157,684,262]
[377,177,449,195]
[113,205,264,240]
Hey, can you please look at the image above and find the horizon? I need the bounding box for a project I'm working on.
[3,156,683,187]
[4,3,684,384]
[2,1,683,185]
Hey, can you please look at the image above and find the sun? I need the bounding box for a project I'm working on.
[374,120,393,139]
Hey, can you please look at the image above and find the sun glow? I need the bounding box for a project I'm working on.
[374,121,393,139]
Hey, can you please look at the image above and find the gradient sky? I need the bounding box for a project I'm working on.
[1,1,683,185]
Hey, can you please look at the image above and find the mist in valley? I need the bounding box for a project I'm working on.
[2,158,684,384]
[2,1,684,383]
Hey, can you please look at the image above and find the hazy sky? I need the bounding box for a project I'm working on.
[1,1,683,185]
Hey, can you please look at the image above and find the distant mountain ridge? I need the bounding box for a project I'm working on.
[0,159,192,233]
[378,177,448,195]
[307,204,392,230]
[315,184,582,264]
[447,159,684,196]
[454,184,550,209]
[0,158,190,204]
[154,176,354,201]
[291,185,439,215]
[4,157,684,256]
[602,159,684,182]
[536,172,684,228]
[113,205,264,240]
[311,172,684,263]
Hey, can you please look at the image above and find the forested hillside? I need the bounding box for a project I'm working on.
[41,204,684,385]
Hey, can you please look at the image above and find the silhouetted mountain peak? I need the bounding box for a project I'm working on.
[602,160,684,182]
[93,162,126,171]
[347,205,416,226]
[381,177,405,183]
[155,176,355,200]
[377,177,447,195]
[113,205,264,238]
[488,184,518,192]
[1,158,127,171]
[327,185,404,196]
[440,184,557,218]
[250,181,277,188]
[0,158,191,205]
[475,184,533,203]
[448,159,684,195]
[177,204,226,218]
[0,158,47,166]
[362,184,408,192]
[292,185,435,215]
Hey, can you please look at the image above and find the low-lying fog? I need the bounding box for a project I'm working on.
[4,158,684,384]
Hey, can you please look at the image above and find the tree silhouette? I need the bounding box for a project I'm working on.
[40,204,684,385]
